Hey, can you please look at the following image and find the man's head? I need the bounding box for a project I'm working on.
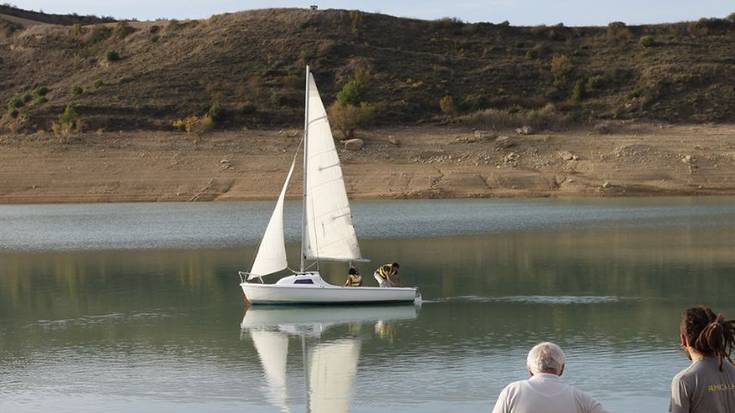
[526,342,566,376]
[391,262,400,271]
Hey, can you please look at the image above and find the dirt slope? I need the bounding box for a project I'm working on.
[1,7,735,133]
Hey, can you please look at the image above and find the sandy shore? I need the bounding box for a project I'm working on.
[0,124,734,204]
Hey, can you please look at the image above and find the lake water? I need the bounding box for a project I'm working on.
[1,198,734,413]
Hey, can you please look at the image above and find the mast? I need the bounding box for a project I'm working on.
[300,65,310,273]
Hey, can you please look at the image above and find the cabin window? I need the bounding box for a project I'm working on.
[294,279,314,285]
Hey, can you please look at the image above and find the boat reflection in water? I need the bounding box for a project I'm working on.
[241,305,420,412]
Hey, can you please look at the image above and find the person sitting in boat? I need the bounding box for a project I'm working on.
[374,262,400,288]
[344,267,363,287]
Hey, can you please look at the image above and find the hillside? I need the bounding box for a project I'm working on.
[1,7,735,133]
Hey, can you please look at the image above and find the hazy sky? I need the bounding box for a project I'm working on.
[9,0,734,26]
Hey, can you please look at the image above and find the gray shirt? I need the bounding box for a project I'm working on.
[492,373,610,413]
[670,358,735,413]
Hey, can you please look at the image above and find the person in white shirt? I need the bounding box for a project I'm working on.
[491,342,610,413]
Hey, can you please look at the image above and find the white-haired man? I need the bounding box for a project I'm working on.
[491,342,610,413]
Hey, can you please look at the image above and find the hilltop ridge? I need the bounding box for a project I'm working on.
[1,7,735,133]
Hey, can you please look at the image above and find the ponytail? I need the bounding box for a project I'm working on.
[681,306,735,371]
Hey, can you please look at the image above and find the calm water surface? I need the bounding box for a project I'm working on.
[1,198,734,413]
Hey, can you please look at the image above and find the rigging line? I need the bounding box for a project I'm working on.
[245,137,305,277]
[307,115,328,127]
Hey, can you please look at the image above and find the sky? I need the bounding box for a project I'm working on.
[8,0,734,26]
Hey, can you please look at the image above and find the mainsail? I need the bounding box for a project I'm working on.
[302,73,362,262]
[248,158,297,279]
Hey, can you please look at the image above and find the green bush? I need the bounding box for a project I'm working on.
[34,96,48,105]
[9,108,19,118]
[52,105,83,140]
[34,86,49,97]
[639,35,655,48]
[22,93,32,103]
[106,50,121,62]
[8,96,24,110]
[72,86,84,96]
[335,67,370,106]
[728,13,735,23]
[94,79,105,88]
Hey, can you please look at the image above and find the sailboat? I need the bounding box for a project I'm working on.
[238,66,419,305]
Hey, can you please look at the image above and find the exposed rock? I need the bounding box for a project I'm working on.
[343,138,364,151]
[504,152,520,162]
[388,135,400,146]
[602,181,611,188]
[558,151,575,161]
[495,136,515,150]
[593,122,614,135]
[474,130,494,139]
[681,155,694,164]
[515,126,534,135]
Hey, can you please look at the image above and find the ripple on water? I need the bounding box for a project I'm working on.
[28,311,174,330]
[440,295,628,304]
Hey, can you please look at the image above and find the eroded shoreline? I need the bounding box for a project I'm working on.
[1,124,734,204]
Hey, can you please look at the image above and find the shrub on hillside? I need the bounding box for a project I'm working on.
[728,13,735,23]
[336,68,370,105]
[34,86,49,96]
[455,104,569,131]
[72,85,84,96]
[114,21,136,38]
[328,101,375,139]
[439,95,456,115]
[70,23,85,36]
[350,10,363,35]
[52,105,83,141]
[639,35,655,48]
[106,50,121,62]
[93,79,104,88]
[88,25,112,43]
[7,96,23,111]
[207,101,222,122]
[572,79,587,101]
[239,102,257,115]
[550,55,573,86]
[585,75,605,93]
[172,114,215,135]
[607,22,632,42]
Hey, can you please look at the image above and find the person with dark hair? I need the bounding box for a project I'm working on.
[373,262,400,287]
[344,266,362,287]
[670,305,735,413]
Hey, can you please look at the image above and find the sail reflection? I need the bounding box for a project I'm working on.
[241,305,420,413]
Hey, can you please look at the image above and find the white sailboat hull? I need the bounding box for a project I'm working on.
[241,274,419,305]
